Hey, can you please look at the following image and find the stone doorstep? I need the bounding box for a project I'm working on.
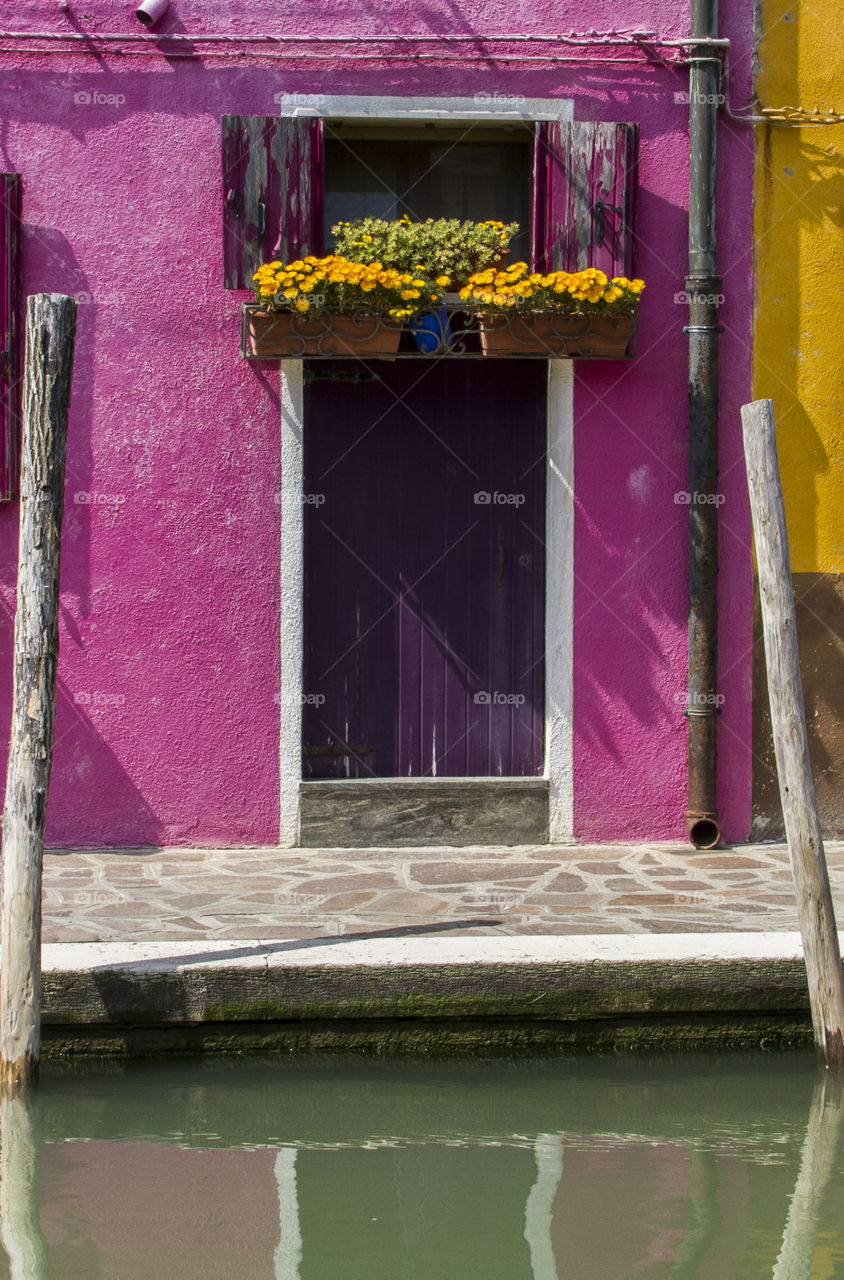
[298,778,551,848]
[33,933,821,1034]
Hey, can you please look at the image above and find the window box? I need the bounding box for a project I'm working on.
[246,307,402,358]
[478,311,635,358]
[241,303,637,361]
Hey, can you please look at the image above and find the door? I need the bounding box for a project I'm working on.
[302,359,546,778]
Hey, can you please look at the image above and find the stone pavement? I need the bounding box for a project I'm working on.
[38,840,844,943]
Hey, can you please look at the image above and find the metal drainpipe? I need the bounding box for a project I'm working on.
[685,0,723,849]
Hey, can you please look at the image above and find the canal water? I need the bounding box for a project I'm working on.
[1,1052,842,1278]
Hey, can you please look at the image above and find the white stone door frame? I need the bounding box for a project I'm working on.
[278,95,575,846]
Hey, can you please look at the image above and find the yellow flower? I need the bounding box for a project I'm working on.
[295,298,310,312]
[435,275,451,287]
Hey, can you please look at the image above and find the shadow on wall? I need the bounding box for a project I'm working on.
[0,225,94,614]
[45,680,165,847]
[749,69,844,834]
[0,593,163,845]
[753,576,844,840]
[570,182,689,835]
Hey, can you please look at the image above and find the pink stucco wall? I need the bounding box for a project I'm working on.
[0,0,755,846]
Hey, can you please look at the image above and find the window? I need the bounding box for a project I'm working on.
[222,114,637,289]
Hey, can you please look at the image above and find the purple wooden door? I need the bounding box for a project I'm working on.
[303,361,546,778]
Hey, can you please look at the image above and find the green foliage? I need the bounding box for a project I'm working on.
[331,217,519,285]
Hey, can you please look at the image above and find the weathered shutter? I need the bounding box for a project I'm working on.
[0,174,21,501]
[532,122,638,278]
[222,115,324,289]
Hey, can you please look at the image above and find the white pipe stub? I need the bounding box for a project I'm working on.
[136,0,170,27]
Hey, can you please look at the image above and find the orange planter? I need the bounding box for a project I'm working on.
[478,311,635,357]
[248,310,402,358]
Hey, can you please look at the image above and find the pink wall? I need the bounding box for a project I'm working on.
[0,0,755,846]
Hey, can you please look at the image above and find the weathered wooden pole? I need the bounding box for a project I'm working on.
[1,294,76,1091]
[741,397,844,1067]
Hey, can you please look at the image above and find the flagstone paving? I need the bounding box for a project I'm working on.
[31,841,844,943]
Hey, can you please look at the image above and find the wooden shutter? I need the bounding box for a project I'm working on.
[222,115,324,289]
[532,122,638,278]
[0,173,21,501]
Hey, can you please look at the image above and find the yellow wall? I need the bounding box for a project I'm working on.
[754,0,844,573]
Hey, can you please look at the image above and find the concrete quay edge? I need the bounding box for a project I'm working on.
[28,932,820,1038]
[41,931,810,971]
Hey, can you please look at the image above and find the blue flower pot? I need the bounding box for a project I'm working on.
[408,306,452,354]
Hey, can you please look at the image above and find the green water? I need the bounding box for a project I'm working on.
[1,1053,843,1278]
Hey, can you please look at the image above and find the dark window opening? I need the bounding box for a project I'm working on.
[324,123,533,262]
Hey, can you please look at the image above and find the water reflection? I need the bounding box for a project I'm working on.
[0,1096,48,1280]
[274,1149,303,1280]
[524,1134,563,1280]
[0,1054,841,1279]
[773,1073,844,1279]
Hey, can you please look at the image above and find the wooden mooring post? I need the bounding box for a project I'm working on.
[0,294,76,1091]
[741,397,844,1067]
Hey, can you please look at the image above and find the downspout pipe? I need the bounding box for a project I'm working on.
[685,0,723,849]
